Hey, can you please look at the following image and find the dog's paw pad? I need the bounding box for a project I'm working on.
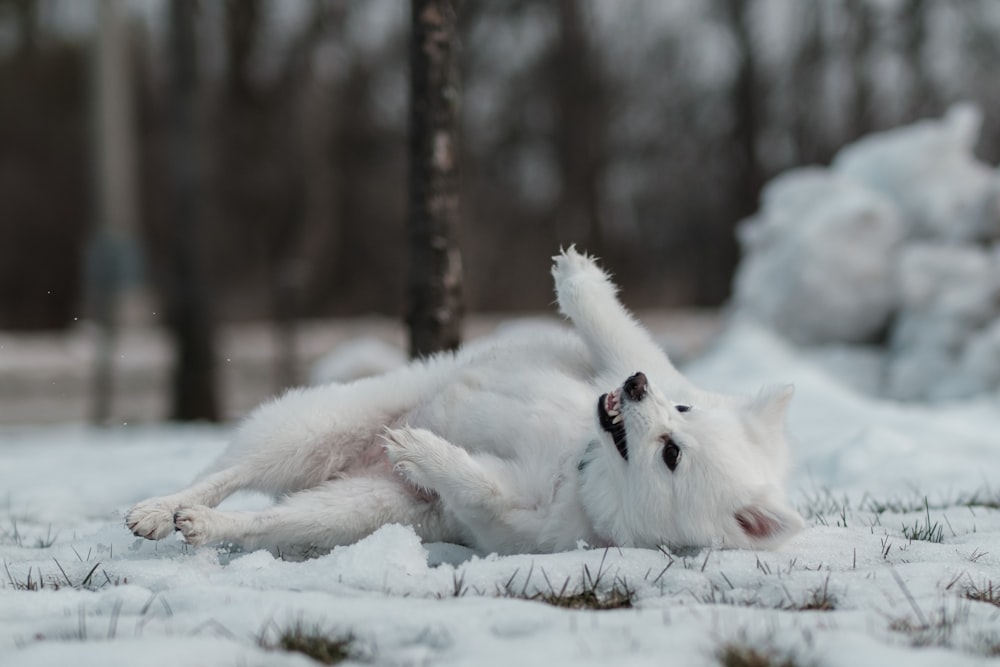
[382,428,418,466]
[125,500,177,541]
[173,506,214,547]
[381,427,438,488]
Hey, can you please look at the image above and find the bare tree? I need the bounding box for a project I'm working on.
[407,0,463,358]
[167,0,220,421]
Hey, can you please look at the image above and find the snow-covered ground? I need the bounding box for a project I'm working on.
[2,321,999,666]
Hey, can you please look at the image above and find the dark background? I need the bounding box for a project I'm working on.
[2,0,998,330]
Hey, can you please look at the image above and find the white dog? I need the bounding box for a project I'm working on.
[127,248,803,556]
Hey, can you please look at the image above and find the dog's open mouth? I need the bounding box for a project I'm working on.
[598,388,629,460]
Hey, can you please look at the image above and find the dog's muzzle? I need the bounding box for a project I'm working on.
[598,372,647,461]
[623,372,647,402]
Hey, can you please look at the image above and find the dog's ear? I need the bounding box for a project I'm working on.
[746,384,794,427]
[733,494,804,549]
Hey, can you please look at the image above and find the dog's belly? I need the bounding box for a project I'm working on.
[405,362,598,461]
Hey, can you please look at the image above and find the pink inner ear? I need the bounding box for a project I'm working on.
[735,507,779,539]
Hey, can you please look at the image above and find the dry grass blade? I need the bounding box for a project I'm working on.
[964,579,999,608]
[716,641,811,667]
[259,621,357,665]
[794,575,837,612]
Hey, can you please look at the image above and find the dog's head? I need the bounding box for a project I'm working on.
[582,371,804,551]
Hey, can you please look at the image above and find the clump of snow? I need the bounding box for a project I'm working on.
[733,104,1000,401]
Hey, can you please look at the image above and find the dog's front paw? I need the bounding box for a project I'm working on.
[126,498,177,541]
[381,426,451,492]
[552,246,616,311]
[552,245,606,281]
[173,505,217,547]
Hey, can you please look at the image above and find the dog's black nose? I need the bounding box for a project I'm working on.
[624,372,647,402]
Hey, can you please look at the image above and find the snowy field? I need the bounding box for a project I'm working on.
[1,320,999,666]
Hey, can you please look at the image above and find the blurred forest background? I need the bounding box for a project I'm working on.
[2,0,1000,422]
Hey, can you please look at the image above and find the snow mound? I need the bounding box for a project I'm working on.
[733,104,1000,400]
[734,168,904,344]
[832,104,1000,241]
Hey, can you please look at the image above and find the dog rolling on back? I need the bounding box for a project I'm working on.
[127,248,803,556]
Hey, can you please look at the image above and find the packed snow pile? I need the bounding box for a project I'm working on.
[733,104,1000,401]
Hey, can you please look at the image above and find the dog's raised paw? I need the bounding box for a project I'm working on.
[381,426,447,491]
[381,426,421,469]
[125,499,177,541]
[551,246,613,300]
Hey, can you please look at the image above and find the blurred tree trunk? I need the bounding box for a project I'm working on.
[964,0,1000,163]
[89,0,141,424]
[222,0,297,391]
[790,2,824,163]
[553,0,605,254]
[224,0,263,102]
[901,0,934,119]
[7,0,38,61]
[709,0,760,304]
[720,0,762,214]
[272,0,349,390]
[407,0,463,359]
[845,0,873,140]
[167,0,220,421]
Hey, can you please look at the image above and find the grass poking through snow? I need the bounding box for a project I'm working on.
[1,518,57,549]
[790,576,837,612]
[3,558,124,591]
[259,621,359,665]
[483,549,636,610]
[900,498,945,544]
[964,579,999,609]
[716,640,814,667]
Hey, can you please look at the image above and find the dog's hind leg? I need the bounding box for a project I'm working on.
[173,476,455,555]
[551,247,672,377]
[126,466,254,540]
[127,369,441,541]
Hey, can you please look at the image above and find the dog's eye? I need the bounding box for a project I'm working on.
[661,437,681,472]
[675,404,691,413]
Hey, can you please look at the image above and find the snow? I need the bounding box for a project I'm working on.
[733,167,905,344]
[733,104,1000,401]
[3,323,1000,666]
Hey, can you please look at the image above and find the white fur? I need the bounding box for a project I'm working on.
[126,248,804,556]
